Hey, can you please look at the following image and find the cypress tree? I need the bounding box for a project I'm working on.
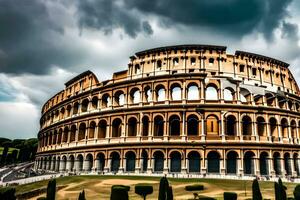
[167,186,173,200]
[252,178,262,200]
[275,182,280,200]
[158,176,169,200]
[47,179,56,200]
[294,184,300,200]
[278,178,287,200]
[78,190,86,200]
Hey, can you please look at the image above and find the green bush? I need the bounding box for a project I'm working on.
[0,187,16,200]
[46,179,56,200]
[294,184,300,200]
[78,190,86,200]
[135,185,153,200]
[252,179,262,200]
[185,184,204,191]
[223,192,237,200]
[158,177,169,200]
[111,185,130,191]
[167,186,173,200]
[36,197,47,200]
[110,185,129,200]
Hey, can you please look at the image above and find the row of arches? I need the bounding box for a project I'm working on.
[36,150,300,177]
[40,113,300,147]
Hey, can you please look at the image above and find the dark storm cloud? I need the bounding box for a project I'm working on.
[0,0,86,75]
[76,0,153,38]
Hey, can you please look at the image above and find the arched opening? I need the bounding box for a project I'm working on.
[157,60,162,69]
[242,116,252,136]
[187,85,199,100]
[57,129,62,144]
[73,102,79,115]
[68,155,75,171]
[266,93,275,106]
[115,92,125,106]
[141,150,148,172]
[154,151,164,172]
[169,115,180,136]
[111,152,120,172]
[254,95,263,105]
[102,94,111,108]
[156,85,165,102]
[60,108,65,119]
[281,118,289,138]
[205,85,218,100]
[269,118,278,137]
[244,151,255,175]
[173,57,179,66]
[278,96,286,108]
[134,64,140,74]
[112,118,122,137]
[224,88,234,101]
[273,152,281,175]
[226,115,236,136]
[70,125,76,142]
[142,116,149,136]
[96,153,105,172]
[284,153,291,175]
[226,151,238,174]
[206,115,219,136]
[171,85,181,101]
[128,117,137,137]
[61,156,67,171]
[98,120,107,138]
[91,96,98,109]
[125,151,136,172]
[288,100,294,110]
[207,151,220,173]
[154,116,164,136]
[66,105,72,117]
[85,154,93,172]
[144,86,152,102]
[257,117,266,136]
[130,88,140,104]
[76,154,83,172]
[294,153,300,176]
[188,151,200,173]
[291,120,297,138]
[240,88,251,103]
[170,151,181,173]
[260,152,269,176]
[187,115,199,136]
[89,121,96,139]
[52,157,56,171]
[78,123,86,141]
[81,99,89,112]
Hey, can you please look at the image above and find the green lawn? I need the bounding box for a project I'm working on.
[14,175,299,200]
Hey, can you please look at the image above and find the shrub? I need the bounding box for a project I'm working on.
[275,178,287,200]
[158,177,169,200]
[224,192,237,200]
[110,185,129,200]
[185,184,204,191]
[46,179,56,200]
[37,197,47,200]
[135,185,153,200]
[111,185,130,191]
[167,186,173,200]
[78,190,85,200]
[294,184,300,200]
[252,179,262,200]
[0,187,16,200]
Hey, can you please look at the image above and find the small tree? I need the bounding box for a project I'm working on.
[47,179,56,200]
[0,187,16,200]
[78,190,86,200]
[224,192,237,200]
[135,185,153,200]
[275,178,287,200]
[252,178,262,200]
[167,186,173,200]
[158,176,169,200]
[294,184,300,200]
[110,185,129,200]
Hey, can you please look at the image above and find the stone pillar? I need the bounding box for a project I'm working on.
[59,159,65,172]
[280,157,286,176]
[55,159,60,172]
[164,156,169,174]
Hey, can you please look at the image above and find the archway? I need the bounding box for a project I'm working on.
[187,115,199,136]
[78,123,86,141]
[96,153,105,172]
[281,118,289,138]
[111,152,120,172]
[284,153,291,175]
[169,115,180,136]
[61,156,67,171]
[226,115,236,136]
[141,150,148,172]
[242,116,252,136]
[142,116,149,136]
[68,155,75,171]
[244,151,255,175]
[81,99,89,112]
[154,116,164,136]
[257,117,265,136]
[125,151,136,172]
[260,152,269,176]
[89,121,96,139]
[112,118,122,137]
[76,154,83,172]
[154,151,164,172]
[226,151,238,174]
[128,117,137,137]
[85,154,93,172]
[98,120,107,138]
[294,153,300,176]
[269,118,278,137]
[206,115,219,136]
[273,152,281,175]
[188,151,200,173]
[170,151,181,173]
[205,85,218,100]
[207,151,220,173]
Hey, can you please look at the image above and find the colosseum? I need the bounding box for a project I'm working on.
[35,44,300,180]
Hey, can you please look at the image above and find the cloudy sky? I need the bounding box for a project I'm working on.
[0,0,300,139]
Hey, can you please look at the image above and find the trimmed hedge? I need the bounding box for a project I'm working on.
[36,197,47,200]
[224,192,237,200]
[185,184,204,191]
[111,185,130,191]
[0,187,16,200]
[294,184,300,200]
[110,185,129,200]
[135,185,153,200]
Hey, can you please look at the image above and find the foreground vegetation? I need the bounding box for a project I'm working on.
[1,175,299,199]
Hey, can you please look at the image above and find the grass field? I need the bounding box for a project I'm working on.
[15,175,298,200]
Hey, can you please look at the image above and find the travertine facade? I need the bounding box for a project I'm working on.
[35,45,300,179]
